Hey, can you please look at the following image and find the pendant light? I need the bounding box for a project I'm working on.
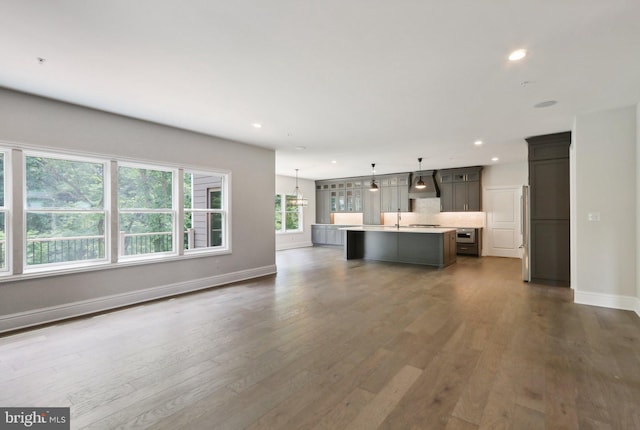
[291,169,308,207]
[369,163,379,191]
[415,157,426,189]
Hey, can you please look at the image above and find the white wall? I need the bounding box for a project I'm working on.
[482,161,528,190]
[572,105,638,313]
[275,174,315,250]
[480,162,528,257]
[0,87,276,332]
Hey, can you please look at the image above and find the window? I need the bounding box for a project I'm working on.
[275,194,302,233]
[25,153,108,268]
[3,146,231,275]
[183,171,227,251]
[0,151,8,272]
[118,164,175,258]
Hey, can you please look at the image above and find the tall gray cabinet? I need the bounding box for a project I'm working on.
[526,132,570,286]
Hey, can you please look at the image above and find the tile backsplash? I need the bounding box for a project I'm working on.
[327,198,485,228]
[382,198,485,228]
[332,212,364,225]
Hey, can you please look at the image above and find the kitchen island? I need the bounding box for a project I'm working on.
[341,226,457,268]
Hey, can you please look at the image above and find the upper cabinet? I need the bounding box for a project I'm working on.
[316,166,482,222]
[345,180,363,213]
[315,183,332,224]
[363,185,381,225]
[379,173,411,213]
[316,179,364,223]
[437,166,482,212]
[527,132,570,220]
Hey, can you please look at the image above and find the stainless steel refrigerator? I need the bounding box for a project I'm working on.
[520,185,530,281]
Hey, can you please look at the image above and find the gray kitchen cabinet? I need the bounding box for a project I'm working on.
[311,224,327,244]
[456,228,482,256]
[317,179,364,217]
[329,190,338,212]
[443,230,457,266]
[380,180,396,213]
[363,187,381,225]
[328,181,346,212]
[315,184,331,224]
[380,174,410,213]
[346,188,363,212]
[467,180,481,211]
[326,227,343,245]
[343,180,362,212]
[439,182,453,212]
[398,175,410,211]
[529,158,570,220]
[526,132,570,286]
[312,224,346,246]
[437,167,482,212]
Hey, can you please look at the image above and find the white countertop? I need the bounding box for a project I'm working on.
[339,226,456,234]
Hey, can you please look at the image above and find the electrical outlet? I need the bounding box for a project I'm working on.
[587,212,600,222]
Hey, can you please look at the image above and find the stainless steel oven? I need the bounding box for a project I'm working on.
[456,228,476,243]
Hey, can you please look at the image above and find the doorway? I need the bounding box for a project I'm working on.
[484,186,522,258]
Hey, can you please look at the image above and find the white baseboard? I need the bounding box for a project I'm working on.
[276,241,313,251]
[0,264,277,333]
[574,290,640,317]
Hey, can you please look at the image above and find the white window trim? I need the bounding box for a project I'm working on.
[117,162,178,261]
[22,150,111,272]
[275,193,303,234]
[0,143,233,279]
[0,149,11,275]
[183,169,230,253]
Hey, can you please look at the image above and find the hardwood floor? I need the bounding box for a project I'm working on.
[1,247,639,429]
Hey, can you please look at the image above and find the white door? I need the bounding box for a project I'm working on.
[485,186,522,258]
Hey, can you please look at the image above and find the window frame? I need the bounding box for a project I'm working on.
[275,193,303,234]
[22,150,110,272]
[117,161,178,261]
[182,169,229,254]
[0,143,234,280]
[0,149,10,275]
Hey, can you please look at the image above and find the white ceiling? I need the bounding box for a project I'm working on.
[1,1,639,180]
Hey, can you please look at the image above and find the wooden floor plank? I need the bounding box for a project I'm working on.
[343,364,422,430]
[0,248,639,429]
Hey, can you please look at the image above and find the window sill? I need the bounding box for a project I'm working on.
[0,248,232,283]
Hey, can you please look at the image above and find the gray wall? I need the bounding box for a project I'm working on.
[0,87,276,331]
[275,174,315,250]
[637,103,640,314]
[572,105,638,311]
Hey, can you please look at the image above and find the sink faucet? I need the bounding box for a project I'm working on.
[396,208,401,229]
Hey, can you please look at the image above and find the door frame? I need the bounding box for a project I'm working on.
[483,185,523,258]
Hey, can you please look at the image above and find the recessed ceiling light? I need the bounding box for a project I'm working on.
[474,140,483,146]
[534,100,558,108]
[331,160,337,164]
[252,123,262,128]
[295,146,306,150]
[491,157,499,162]
[508,49,527,61]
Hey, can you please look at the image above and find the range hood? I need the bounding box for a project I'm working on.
[409,170,440,198]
